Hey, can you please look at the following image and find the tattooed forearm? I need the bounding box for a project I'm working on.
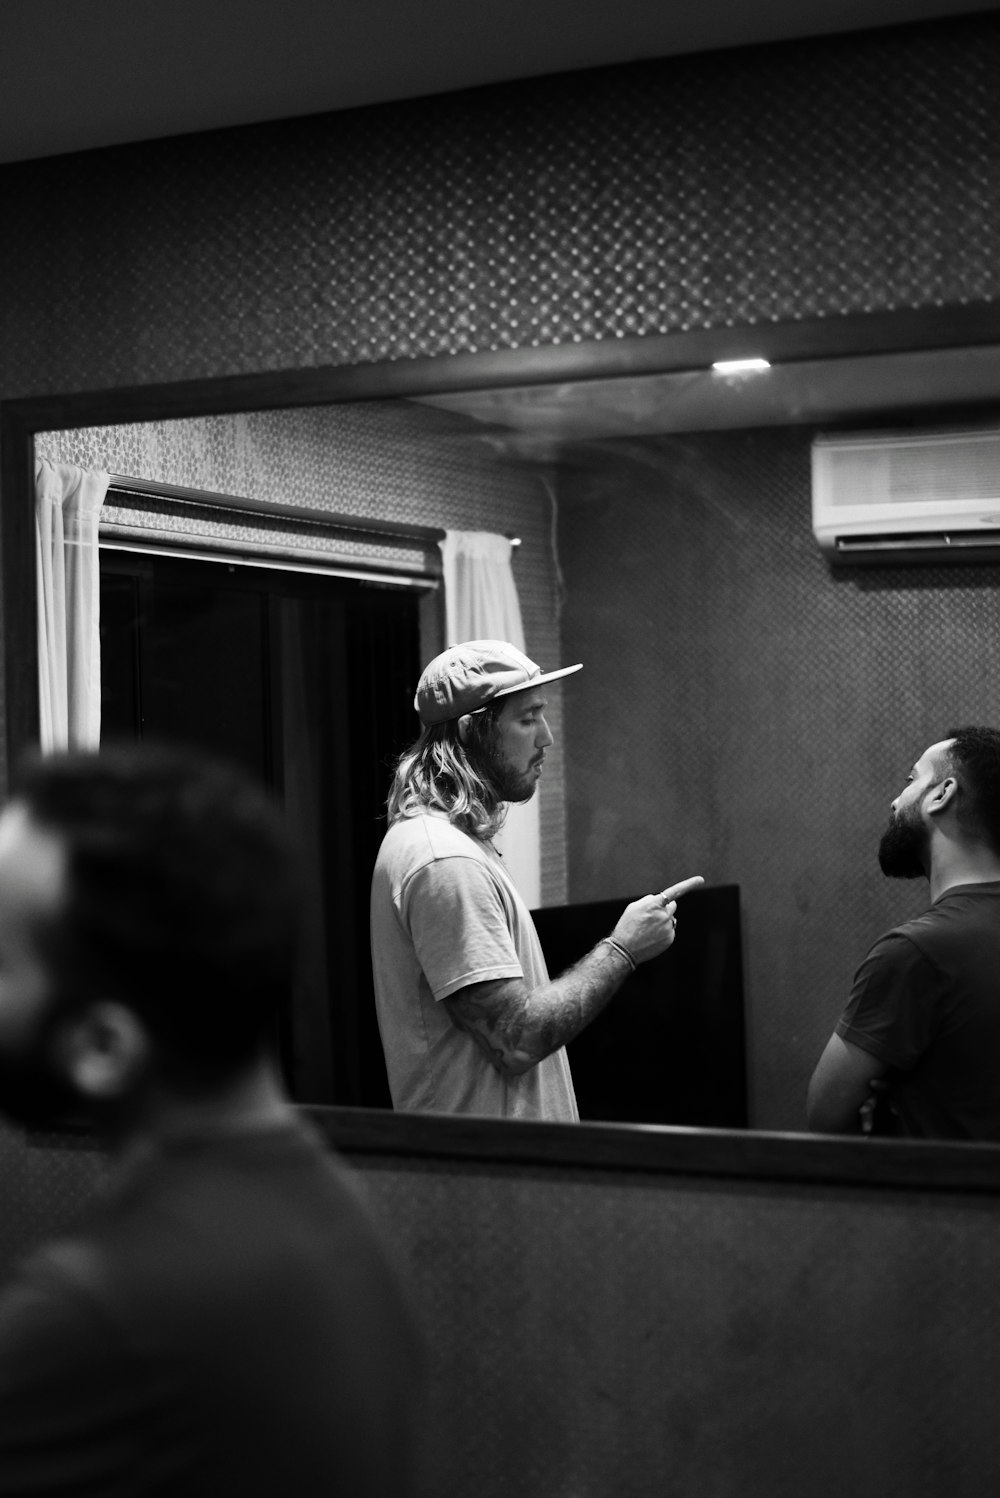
[440,882,696,1074]
[443,942,633,1076]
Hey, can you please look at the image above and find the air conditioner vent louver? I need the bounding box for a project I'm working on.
[813,428,1000,566]
[835,532,1000,552]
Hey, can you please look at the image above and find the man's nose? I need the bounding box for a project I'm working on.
[537,716,554,750]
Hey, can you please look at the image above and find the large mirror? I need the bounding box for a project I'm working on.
[9,316,1000,1159]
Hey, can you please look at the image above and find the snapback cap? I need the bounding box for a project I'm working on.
[415,639,583,726]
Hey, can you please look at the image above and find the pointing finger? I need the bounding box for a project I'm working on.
[658,875,705,904]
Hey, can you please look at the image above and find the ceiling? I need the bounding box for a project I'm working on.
[2,0,998,166]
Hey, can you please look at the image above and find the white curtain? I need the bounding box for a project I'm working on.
[35,459,109,751]
[440,529,542,907]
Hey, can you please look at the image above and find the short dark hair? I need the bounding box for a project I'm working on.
[12,742,303,1082]
[945,726,1000,853]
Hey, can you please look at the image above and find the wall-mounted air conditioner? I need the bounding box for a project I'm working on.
[812,427,1000,565]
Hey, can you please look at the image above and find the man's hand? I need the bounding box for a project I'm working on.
[443,875,705,1075]
[859,1077,896,1136]
[610,875,705,965]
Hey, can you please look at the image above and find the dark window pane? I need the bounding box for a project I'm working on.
[99,550,422,1108]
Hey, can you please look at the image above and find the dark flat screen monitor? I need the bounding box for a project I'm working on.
[531,885,747,1128]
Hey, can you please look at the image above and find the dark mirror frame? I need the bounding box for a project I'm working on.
[8,304,1000,1194]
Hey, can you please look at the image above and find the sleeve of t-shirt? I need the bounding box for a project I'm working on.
[0,1258,141,1493]
[400,854,524,1000]
[835,931,943,1071]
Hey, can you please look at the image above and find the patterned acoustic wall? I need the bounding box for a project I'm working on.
[0,13,999,402]
[556,424,1000,1130]
[355,1150,1000,1498]
[5,1127,1000,1498]
[0,1126,106,1274]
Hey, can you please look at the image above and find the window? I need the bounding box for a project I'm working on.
[100,548,423,1106]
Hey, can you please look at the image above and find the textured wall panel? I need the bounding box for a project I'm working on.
[2,16,1000,398]
[557,425,1000,1130]
[0,1124,105,1272]
[357,1156,1000,1498]
[7,1133,1000,1498]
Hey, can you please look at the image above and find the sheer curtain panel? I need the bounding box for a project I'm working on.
[35,459,109,751]
[440,529,542,907]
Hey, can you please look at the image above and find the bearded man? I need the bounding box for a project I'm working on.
[807,726,1000,1139]
[0,744,421,1496]
[370,639,703,1120]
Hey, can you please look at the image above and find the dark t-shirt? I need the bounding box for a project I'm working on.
[837,880,1000,1139]
[0,1116,422,1497]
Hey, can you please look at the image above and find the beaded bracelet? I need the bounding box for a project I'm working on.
[599,936,636,974]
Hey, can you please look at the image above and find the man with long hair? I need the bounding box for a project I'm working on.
[0,743,421,1496]
[808,726,1000,1139]
[371,639,703,1119]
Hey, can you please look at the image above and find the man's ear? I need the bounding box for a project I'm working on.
[55,1002,151,1100]
[926,775,958,817]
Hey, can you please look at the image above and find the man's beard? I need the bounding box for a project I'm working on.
[475,734,539,805]
[487,757,538,804]
[878,806,928,880]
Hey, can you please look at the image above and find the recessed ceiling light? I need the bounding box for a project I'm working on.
[711,358,771,374]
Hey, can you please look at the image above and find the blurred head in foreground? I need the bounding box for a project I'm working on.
[0,741,301,1130]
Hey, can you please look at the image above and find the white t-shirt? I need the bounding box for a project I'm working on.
[370,812,578,1120]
